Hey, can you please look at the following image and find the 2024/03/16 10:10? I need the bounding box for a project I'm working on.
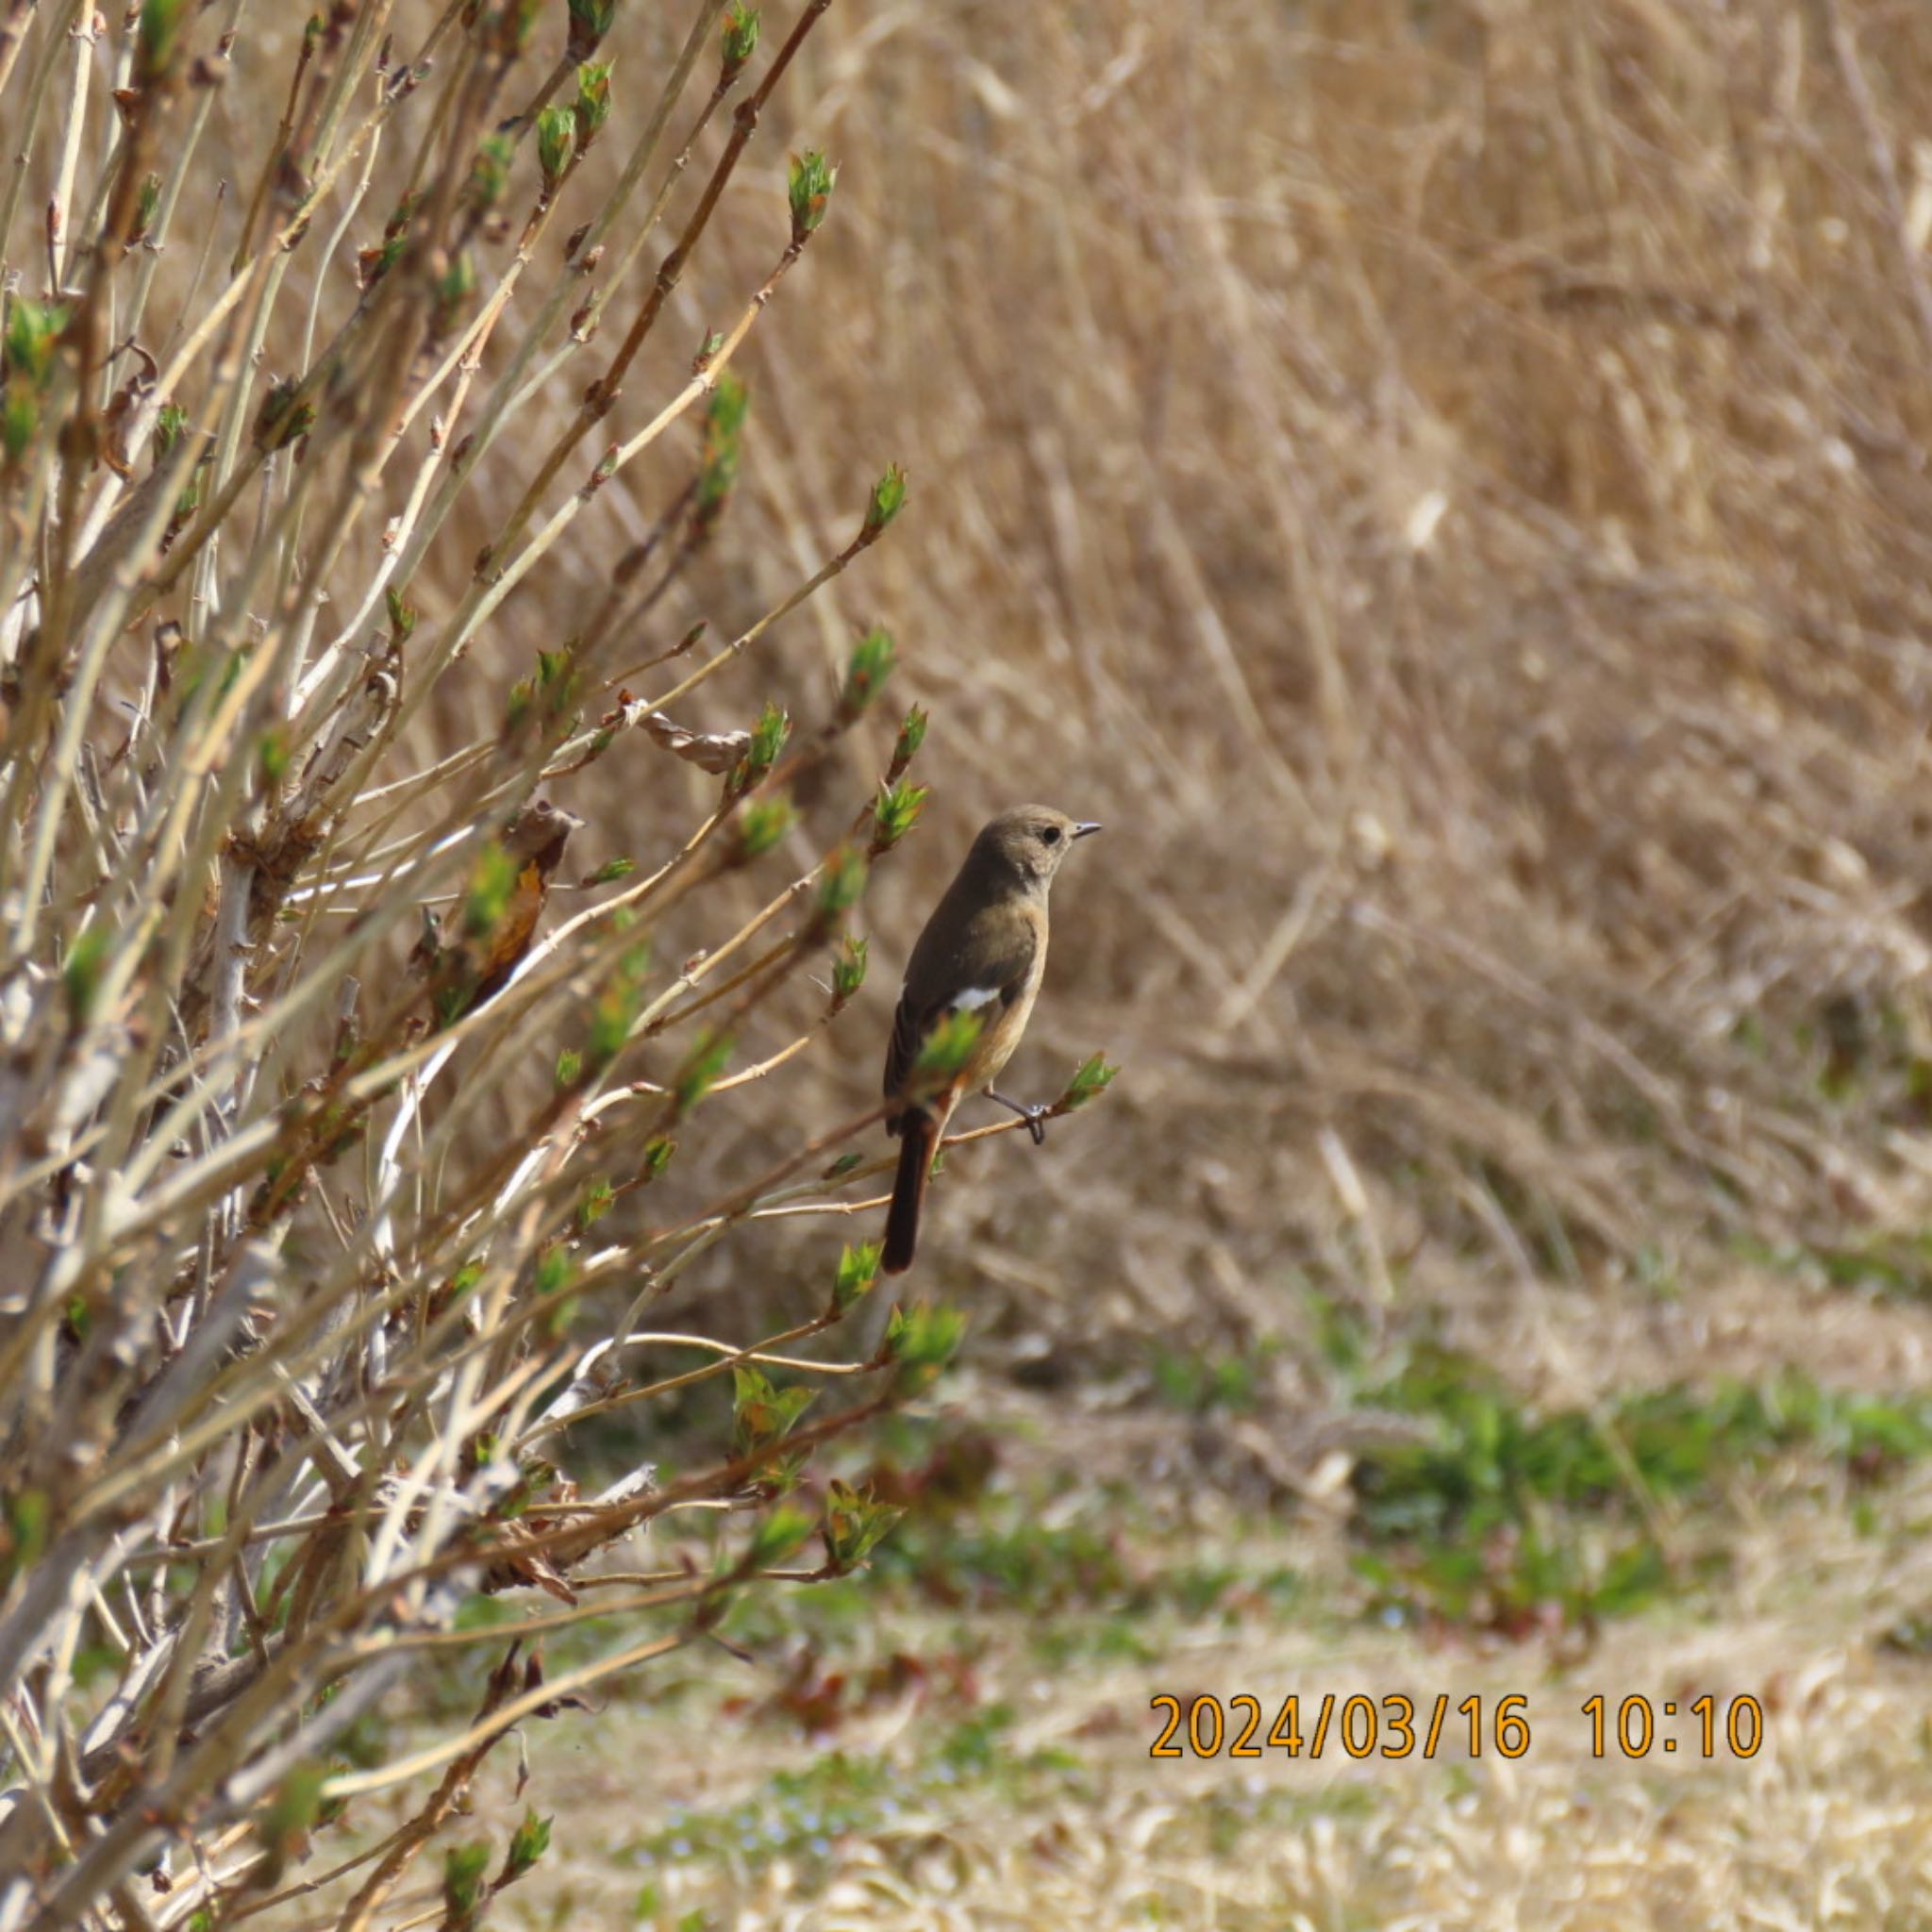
[1149,1691,1766,1760]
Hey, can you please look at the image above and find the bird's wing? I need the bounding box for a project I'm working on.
[883,914,1039,1116]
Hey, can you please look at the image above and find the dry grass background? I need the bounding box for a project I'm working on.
[19,0,1932,1920]
[492,0,1932,1374]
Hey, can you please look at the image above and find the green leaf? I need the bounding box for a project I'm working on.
[884,1301,966,1395]
[832,1241,881,1315]
[824,1477,902,1571]
[586,857,634,885]
[732,1365,816,1458]
[638,1134,676,1183]
[555,1046,582,1088]
[786,148,838,242]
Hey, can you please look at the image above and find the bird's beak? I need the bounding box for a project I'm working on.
[1071,822,1103,840]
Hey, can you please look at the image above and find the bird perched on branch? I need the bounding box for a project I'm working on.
[882,805,1100,1274]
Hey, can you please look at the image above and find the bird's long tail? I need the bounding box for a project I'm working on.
[883,1109,940,1274]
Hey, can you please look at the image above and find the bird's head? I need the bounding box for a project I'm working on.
[973,805,1102,888]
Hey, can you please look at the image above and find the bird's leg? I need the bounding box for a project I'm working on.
[985,1088,1050,1145]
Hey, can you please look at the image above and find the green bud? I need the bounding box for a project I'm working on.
[385,586,418,640]
[534,1242,576,1299]
[153,401,188,460]
[817,845,869,924]
[432,252,477,339]
[137,0,189,85]
[587,968,641,1071]
[258,1763,328,1864]
[576,1174,613,1229]
[62,927,110,1028]
[721,4,759,76]
[727,699,790,796]
[536,105,577,194]
[735,793,793,860]
[586,857,634,885]
[732,1365,815,1459]
[840,625,896,719]
[890,704,927,775]
[693,371,749,535]
[467,132,516,212]
[863,462,907,536]
[638,1134,675,1183]
[831,1241,881,1315]
[1060,1052,1120,1110]
[828,931,868,1010]
[5,299,68,386]
[786,149,837,244]
[130,171,163,244]
[883,1300,966,1395]
[567,0,617,60]
[573,60,614,146]
[503,1809,553,1884]
[258,726,291,789]
[823,1150,864,1180]
[871,778,927,852]
[823,1477,901,1571]
[555,1046,583,1087]
[441,1840,491,1922]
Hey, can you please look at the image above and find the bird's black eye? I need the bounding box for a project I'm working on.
[1041,825,1060,845]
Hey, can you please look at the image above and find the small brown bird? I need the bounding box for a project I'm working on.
[882,805,1100,1274]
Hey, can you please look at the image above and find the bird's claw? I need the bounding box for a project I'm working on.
[988,1089,1050,1145]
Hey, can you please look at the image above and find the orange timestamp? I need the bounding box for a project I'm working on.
[1150,1692,1766,1761]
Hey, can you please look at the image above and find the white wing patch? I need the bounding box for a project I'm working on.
[950,986,1004,1012]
